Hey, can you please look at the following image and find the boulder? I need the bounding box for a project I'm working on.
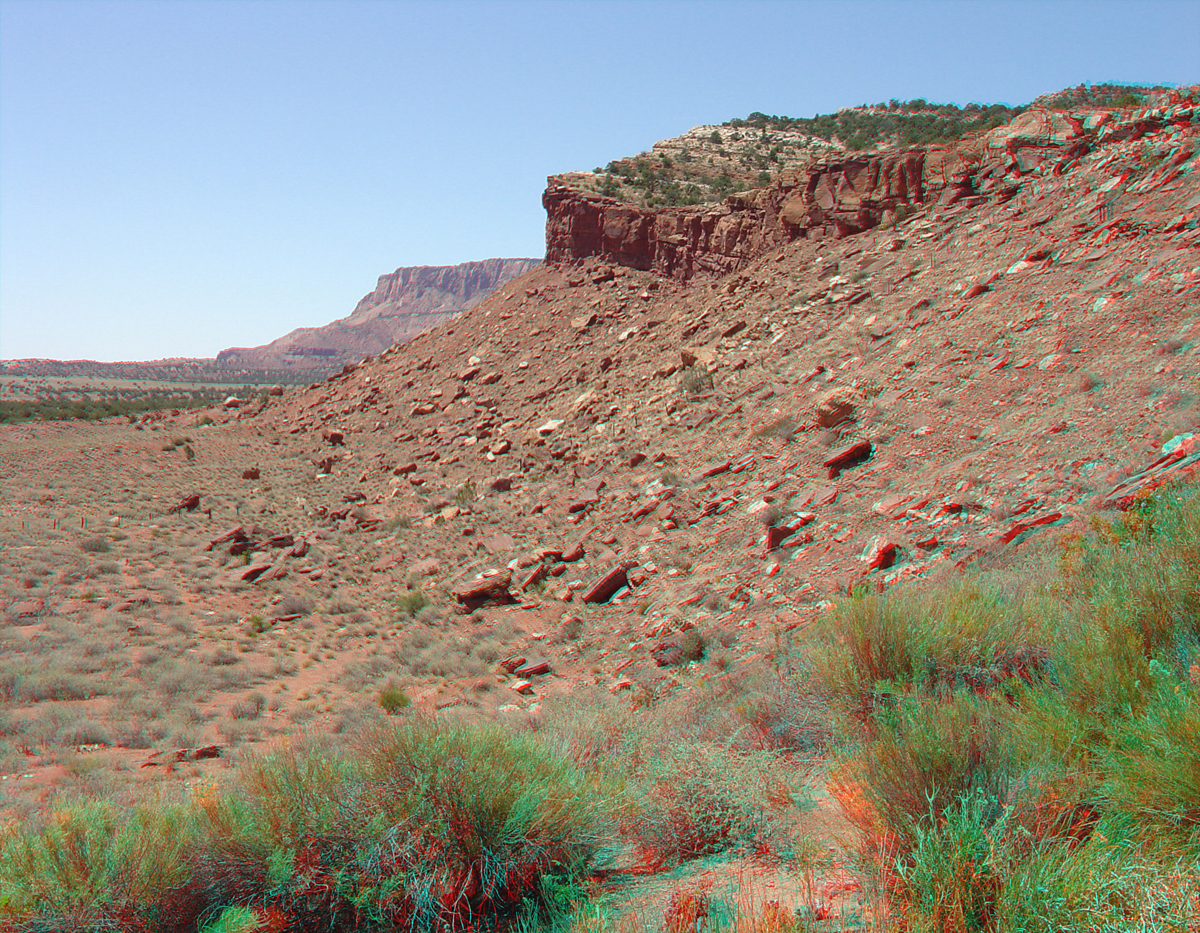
[206,526,249,550]
[824,440,873,479]
[582,563,632,604]
[765,524,795,552]
[453,571,516,608]
[519,564,548,591]
[692,458,731,481]
[232,560,275,583]
[863,537,898,570]
[814,388,856,428]
[8,598,45,619]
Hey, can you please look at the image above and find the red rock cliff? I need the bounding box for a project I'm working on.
[542,107,1132,282]
[542,148,974,282]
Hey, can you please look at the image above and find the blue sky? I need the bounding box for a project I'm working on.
[2,0,1197,362]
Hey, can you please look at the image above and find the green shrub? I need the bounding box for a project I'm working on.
[1048,488,1200,724]
[80,536,111,554]
[192,722,604,931]
[822,483,1200,926]
[812,582,1044,724]
[199,906,264,933]
[395,589,429,618]
[897,790,1009,932]
[1100,661,1200,833]
[899,796,1200,933]
[849,690,1023,852]
[0,799,201,930]
[379,682,410,714]
[191,743,365,924]
[1077,489,1200,662]
[995,819,1200,931]
[243,613,270,635]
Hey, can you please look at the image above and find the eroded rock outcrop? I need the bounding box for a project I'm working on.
[543,186,788,282]
[544,103,1195,281]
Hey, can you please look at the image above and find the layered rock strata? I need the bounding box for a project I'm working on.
[544,102,1195,282]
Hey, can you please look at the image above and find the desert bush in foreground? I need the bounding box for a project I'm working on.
[847,691,1022,851]
[812,580,1047,725]
[896,801,1200,933]
[815,483,1200,930]
[195,721,603,930]
[628,743,788,865]
[0,722,605,933]
[0,798,202,931]
[1100,660,1200,833]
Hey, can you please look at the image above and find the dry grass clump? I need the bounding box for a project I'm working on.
[812,579,1049,725]
[382,622,498,681]
[228,691,266,721]
[537,674,819,869]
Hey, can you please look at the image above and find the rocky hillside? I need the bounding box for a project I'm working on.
[228,88,1200,659]
[216,258,540,374]
[5,91,1193,722]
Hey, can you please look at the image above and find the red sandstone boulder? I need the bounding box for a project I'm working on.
[453,571,516,608]
[824,440,873,479]
[582,563,632,604]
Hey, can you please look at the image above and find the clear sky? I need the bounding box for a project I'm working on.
[2,0,1197,362]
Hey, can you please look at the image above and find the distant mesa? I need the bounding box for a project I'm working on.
[284,347,339,359]
[216,258,540,373]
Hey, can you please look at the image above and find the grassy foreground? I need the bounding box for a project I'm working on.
[2,485,1199,932]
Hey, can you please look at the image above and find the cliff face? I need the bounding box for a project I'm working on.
[353,259,541,315]
[542,107,1138,282]
[218,258,540,372]
[541,149,960,283]
[542,186,786,282]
